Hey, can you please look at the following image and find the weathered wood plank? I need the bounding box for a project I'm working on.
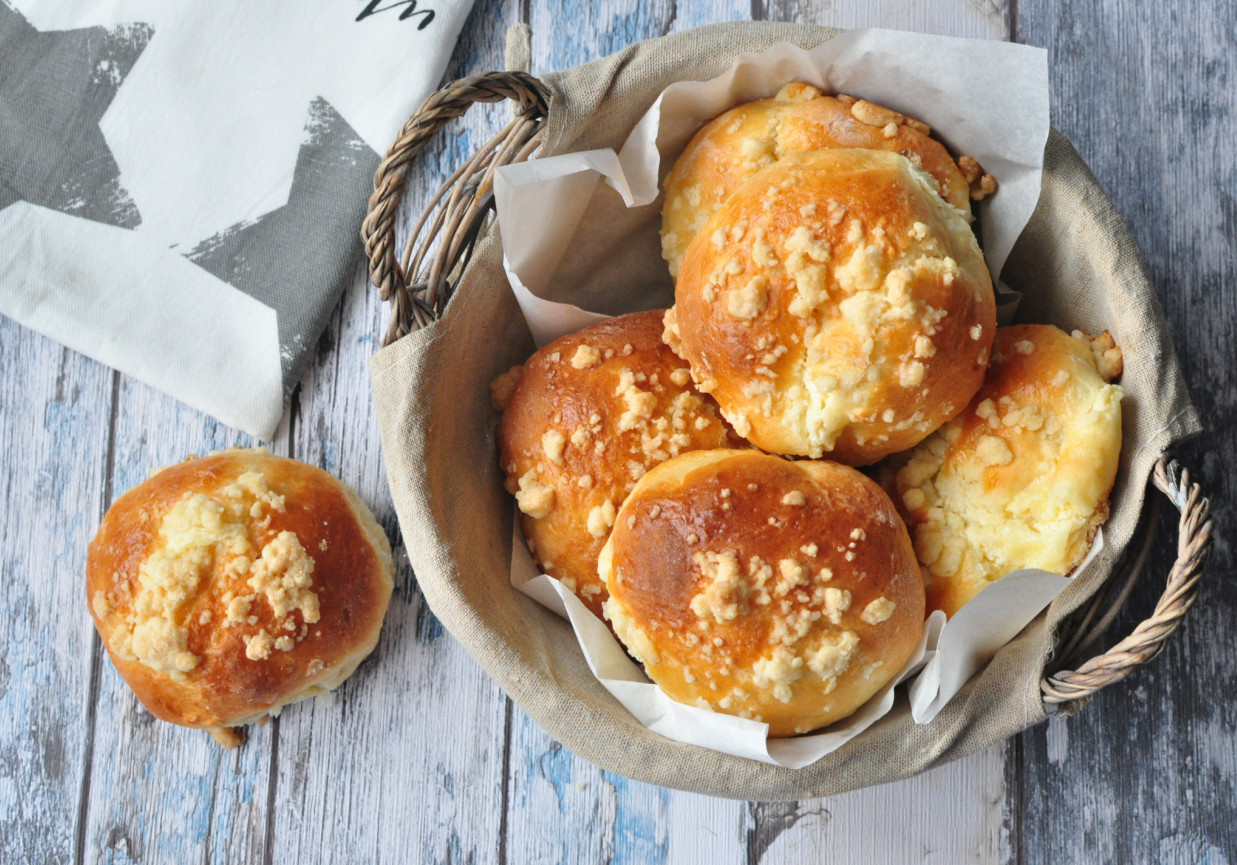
[744,3,1013,863]
[0,321,113,865]
[750,746,1007,864]
[502,712,678,865]
[513,4,755,863]
[670,0,753,35]
[528,0,674,66]
[78,377,281,865]
[514,3,1017,863]
[265,2,519,863]
[527,0,753,73]
[760,0,1008,40]
[1013,1,1237,862]
[666,792,750,864]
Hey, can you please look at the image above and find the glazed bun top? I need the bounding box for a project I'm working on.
[661,82,978,277]
[881,325,1124,617]
[666,147,995,465]
[600,449,925,736]
[498,310,737,618]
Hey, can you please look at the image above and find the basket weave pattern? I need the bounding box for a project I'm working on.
[362,71,549,345]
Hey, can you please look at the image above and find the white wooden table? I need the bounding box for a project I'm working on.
[3,1,1234,862]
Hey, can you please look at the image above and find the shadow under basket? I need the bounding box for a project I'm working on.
[362,26,1211,801]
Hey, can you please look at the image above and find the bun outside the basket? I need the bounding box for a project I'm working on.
[87,449,394,746]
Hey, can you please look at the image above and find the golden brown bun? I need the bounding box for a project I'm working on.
[498,310,737,619]
[87,448,394,747]
[600,450,924,736]
[880,325,1124,618]
[667,148,995,465]
[661,83,976,277]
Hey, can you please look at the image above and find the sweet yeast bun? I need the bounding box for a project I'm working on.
[599,449,924,736]
[666,148,995,465]
[87,448,394,746]
[882,325,1124,617]
[497,310,736,619]
[661,82,980,277]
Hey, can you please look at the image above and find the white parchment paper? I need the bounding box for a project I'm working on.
[495,30,1062,765]
[908,533,1102,723]
[513,518,947,769]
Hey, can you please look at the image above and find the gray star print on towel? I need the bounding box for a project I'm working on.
[0,3,380,400]
[0,5,152,227]
[186,98,379,392]
[0,0,474,437]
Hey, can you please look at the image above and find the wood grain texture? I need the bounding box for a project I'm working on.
[503,716,675,864]
[1013,1,1237,862]
[501,710,753,865]
[266,2,520,863]
[749,746,1007,864]
[758,0,1008,39]
[667,791,749,864]
[3,0,1234,861]
[0,322,112,865]
[78,377,279,865]
[528,0,751,73]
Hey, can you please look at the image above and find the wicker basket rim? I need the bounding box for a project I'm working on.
[359,67,1213,715]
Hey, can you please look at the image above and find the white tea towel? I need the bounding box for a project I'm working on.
[0,0,474,437]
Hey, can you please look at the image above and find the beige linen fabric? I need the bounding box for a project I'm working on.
[370,23,1201,799]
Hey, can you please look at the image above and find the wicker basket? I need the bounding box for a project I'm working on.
[362,57,1212,795]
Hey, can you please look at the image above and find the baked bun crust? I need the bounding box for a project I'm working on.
[498,310,736,618]
[881,325,1124,617]
[599,450,924,736]
[661,83,974,277]
[666,148,995,465]
[87,449,394,746]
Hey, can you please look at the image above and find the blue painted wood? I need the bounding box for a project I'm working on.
[529,0,677,68]
[503,713,674,864]
[670,0,754,34]
[528,0,751,73]
[265,1,519,863]
[505,3,757,862]
[0,321,113,864]
[78,376,277,865]
[1013,1,1237,861]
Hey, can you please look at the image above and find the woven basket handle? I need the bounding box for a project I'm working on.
[1041,457,1212,707]
[362,71,550,346]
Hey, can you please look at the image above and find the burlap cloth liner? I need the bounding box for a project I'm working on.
[369,23,1202,799]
